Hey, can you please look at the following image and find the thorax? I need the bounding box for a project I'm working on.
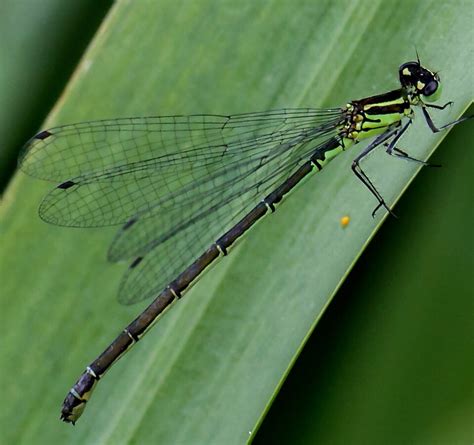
[341,88,413,143]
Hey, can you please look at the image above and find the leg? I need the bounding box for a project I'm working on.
[422,106,473,133]
[387,146,441,167]
[383,119,440,167]
[351,127,400,218]
[424,101,453,111]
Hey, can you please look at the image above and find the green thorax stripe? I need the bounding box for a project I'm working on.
[353,88,409,115]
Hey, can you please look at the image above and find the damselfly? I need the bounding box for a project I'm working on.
[19,59,472,424]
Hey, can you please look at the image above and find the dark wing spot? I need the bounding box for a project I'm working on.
[123,217,138,230]
[129,257,143,269]
[58,180,76,189]
[35,130,52,140]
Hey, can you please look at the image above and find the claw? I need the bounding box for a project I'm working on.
[372,201,398,218]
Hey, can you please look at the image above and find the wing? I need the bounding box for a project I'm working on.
[114,136,339,305]
[20,109,342,226]
[20,109,344,304]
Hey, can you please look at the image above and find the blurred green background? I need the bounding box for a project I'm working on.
[0,1,472,444]
[0,0,111,190]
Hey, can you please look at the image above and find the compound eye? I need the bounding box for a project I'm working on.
[423,80,438,96]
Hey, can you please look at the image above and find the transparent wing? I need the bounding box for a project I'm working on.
[20,109,342,226]
[20,109,344,304]
[114,134,340,304]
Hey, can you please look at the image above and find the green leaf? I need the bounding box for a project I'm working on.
[255,115,474,445]
[1,1,472,444]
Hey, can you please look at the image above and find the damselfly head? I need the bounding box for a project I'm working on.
[399,61,441,102]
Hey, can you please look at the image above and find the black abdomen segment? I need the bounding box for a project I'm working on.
[59,142,338,423]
